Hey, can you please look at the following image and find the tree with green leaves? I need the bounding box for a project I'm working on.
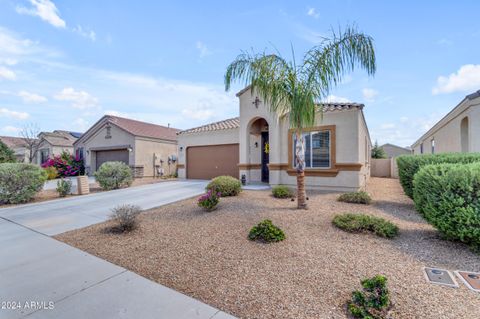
[371,141,387,159]
[225,25,376,209]
[0,140,16,163]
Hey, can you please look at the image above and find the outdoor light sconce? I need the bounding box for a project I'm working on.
[179,146,183,152]
[254,142,258,148]
[241,174,246,185]
[86,150,90,155]
[127,146,133,152]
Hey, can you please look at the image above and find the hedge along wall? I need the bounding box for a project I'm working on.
[396,153,480,199]
[413,162,480,249]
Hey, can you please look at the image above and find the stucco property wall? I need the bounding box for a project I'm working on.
[177,128,240,178]
[36,140,73,165]
[412,95,479,154]
[134,137,177,177]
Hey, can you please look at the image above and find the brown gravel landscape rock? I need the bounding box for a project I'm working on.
[55,178,480,319]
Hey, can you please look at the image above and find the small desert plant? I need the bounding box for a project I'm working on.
[56,178,72,197]
[338,191,372,205]
[348,275,391,319]
[198,189,221,211]
[206,175,241,197]
[333,213,399,238]
[248,219,285,243]
[109,204,141,232]
[94,161,133,190]
[44,166,58,180]
[272,185,294,198]
[0,163,47,204]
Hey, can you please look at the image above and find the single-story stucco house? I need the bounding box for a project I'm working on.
[177,87,371,191]
[37,130,81,165]
[412,90,480,154]
[74,115,179,177]
[380,143,411,158]
[0,136,32,162]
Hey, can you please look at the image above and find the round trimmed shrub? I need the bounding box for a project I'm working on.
[397,153,480,199]
[0,163,47,204]
[337,191,372,205]
[248,219,285,243]
[206,175,241,197]
[94,161,133,190]
[413,162,480,249]
[272,185,294,198]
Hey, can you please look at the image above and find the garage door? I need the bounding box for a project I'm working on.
[187,144,239,179]
[96,149,129,170]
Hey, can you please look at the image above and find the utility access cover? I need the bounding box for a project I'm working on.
[423,267,458,288]
[455,271,480,292]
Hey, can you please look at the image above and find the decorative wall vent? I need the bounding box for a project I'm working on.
[105,124,112,139]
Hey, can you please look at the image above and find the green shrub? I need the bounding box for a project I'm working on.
[197,189,220,211]
[94,161,133,190]
[397,153,480,199]
[0,163,47,204]
[56,178,72,197]
[44,166,58,180]
[0,140,16,163]
[109,204,141,232]
[413,162,480,249]
[348,275,391,319]
[248,219,285,243]
[338,191,372,205]
[332,213,399,238]
[206,175,241,197]
[272,185,294,198]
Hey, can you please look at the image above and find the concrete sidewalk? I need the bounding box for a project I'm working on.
[0,180,235,318]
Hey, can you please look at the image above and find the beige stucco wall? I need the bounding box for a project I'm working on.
[75,124,135,174]
[177,128,239,178]
[134,137,178,177]
[36,140,73,165]
[412,98,480,154]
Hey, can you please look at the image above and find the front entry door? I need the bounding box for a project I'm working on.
[261,132,269,183]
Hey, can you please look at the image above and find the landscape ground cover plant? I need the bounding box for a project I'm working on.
[272,185,294,198]
[248,219,285,243]
[108,204,141,232]
[333,213,399,238]
[56,178,72,197]
[348,275,391,319]
[197,188,220,211]
[338,191,372,204]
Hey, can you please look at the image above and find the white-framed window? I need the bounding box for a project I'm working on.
[293,130,331,168]
[40,149,49,164]
[431,139,435,154]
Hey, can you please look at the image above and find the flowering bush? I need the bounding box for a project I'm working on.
[41,151,84,177]
[197,189,221,211]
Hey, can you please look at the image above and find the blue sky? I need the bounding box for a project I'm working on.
[0,0,479,146]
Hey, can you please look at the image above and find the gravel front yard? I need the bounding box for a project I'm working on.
[56,178,480,319]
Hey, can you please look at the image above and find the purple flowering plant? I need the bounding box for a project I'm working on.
[41,151,85,177]
[197,188,221,211]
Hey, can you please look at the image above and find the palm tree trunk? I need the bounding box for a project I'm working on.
[295,131,307,209]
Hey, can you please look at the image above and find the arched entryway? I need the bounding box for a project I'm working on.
[461,116,469,152]
[248,118,269,183]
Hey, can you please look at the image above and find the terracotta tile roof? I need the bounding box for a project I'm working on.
[106,115,180,141]
[178,117,240,134]
[0,136,28,148]
[320,102,365,111]
[40,131,79,147]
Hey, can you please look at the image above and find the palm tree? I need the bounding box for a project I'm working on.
[224,25,376,209]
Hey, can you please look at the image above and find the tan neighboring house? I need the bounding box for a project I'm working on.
[177,87,371,191]
[36,131,81,165]
[380,143,411,158]
[0,136,32,162]
[412,90,480,154]
[74,115,179,177]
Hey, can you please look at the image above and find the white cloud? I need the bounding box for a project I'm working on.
[0,108,29,120]
[0,66,16,80]
[324,95,351,103]
[2,126,22,134]
[73,25,96,42]
[54,87,98,109]
[18,90,47,103]
[307,8,319,18]
[196,41,212,58]
[182,107,214,120]
[0,58,18,66]
[72,118,89,131]
[362,88,379,102]
[432,64,480,95]
[16,0,66,28]
[380,123,396,129]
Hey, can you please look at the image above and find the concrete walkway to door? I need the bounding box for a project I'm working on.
[0,180,235,319]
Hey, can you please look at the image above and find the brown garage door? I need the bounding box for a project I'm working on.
[96,149,129,170]
[187,144,239,179]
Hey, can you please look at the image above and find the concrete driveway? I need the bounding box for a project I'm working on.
[0,180,235,319]
[0,180,207,235]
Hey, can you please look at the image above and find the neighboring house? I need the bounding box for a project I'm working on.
[36,130,81,165]
[412,90,480,154]
[74,115,179,177]
[380,143,411,158]
[0,136,32,162]
[177,87,371,191]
